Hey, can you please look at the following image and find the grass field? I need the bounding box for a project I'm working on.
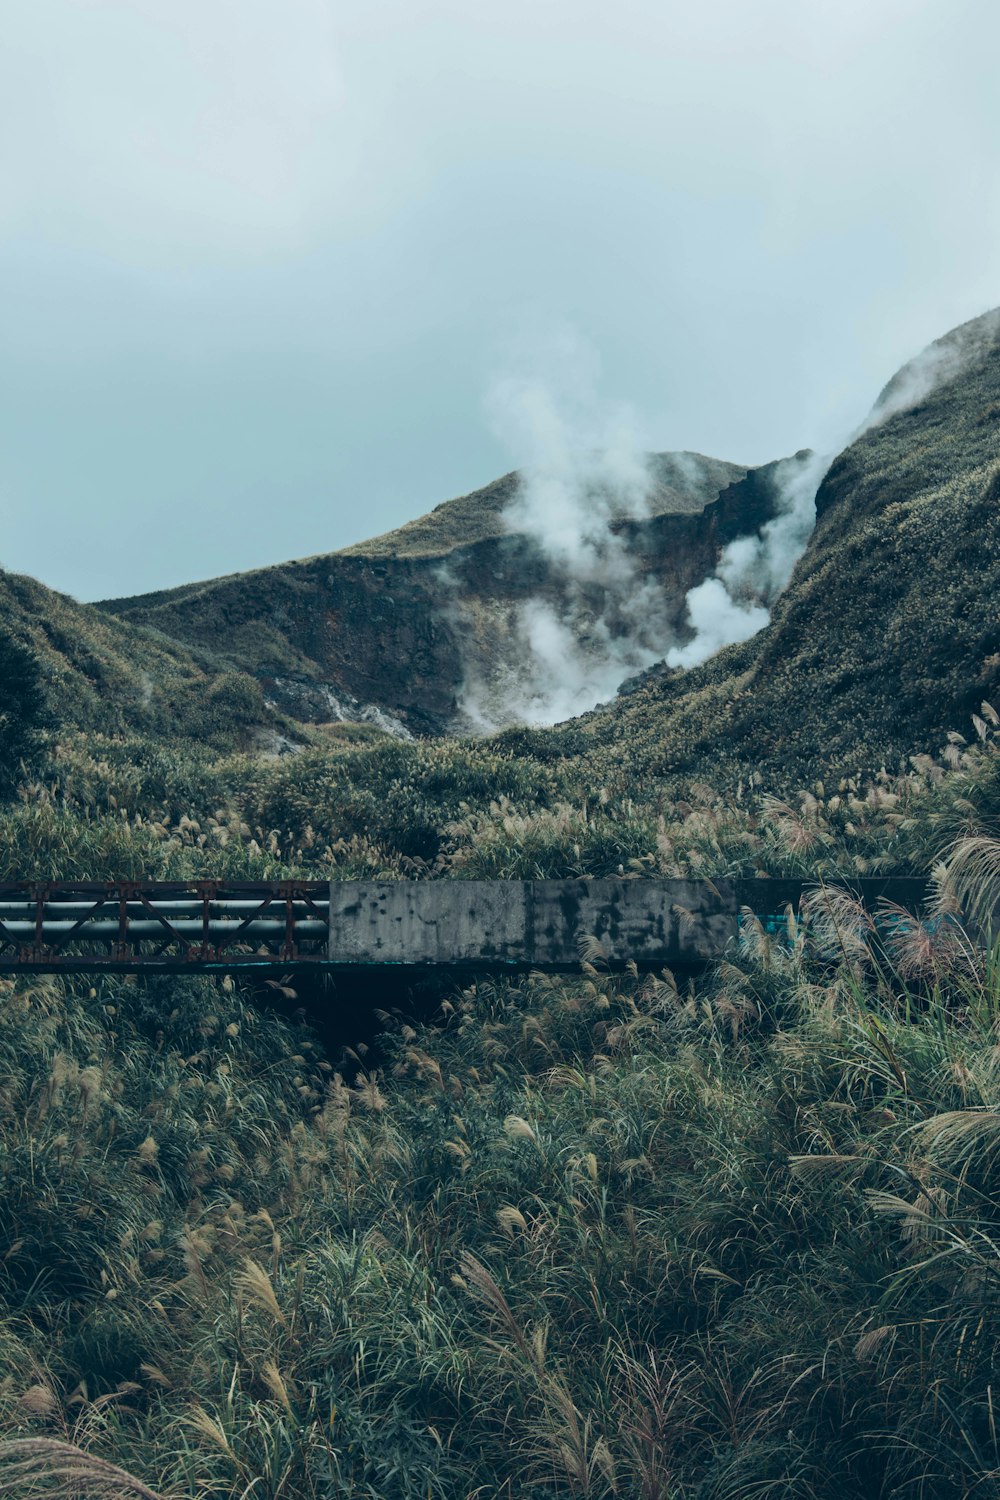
[3,761,1000,1497]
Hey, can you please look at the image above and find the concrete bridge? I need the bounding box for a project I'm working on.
[0,877,928,975]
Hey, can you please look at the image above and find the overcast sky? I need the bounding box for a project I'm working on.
[1,0,998,600]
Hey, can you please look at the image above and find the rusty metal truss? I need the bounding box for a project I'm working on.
[0,881,331,973]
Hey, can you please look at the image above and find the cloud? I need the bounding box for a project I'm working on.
[0,0,345,253]
[1,0,998,602]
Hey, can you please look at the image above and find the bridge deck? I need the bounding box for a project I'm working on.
[0,877,929,974]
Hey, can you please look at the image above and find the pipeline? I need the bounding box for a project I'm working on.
[0,899,328,942]
[0,881,331,972]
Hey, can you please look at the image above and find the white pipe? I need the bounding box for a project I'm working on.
[0,919,328,940]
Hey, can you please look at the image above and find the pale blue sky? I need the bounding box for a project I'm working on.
[2,0,998,599]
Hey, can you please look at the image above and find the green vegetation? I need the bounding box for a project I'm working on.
[0,567,296,753]
[4,703,997,887]
[1,715,1000,1500]
[0,632,46,797]
[1,310,1000,1496]
[575,312,1000,788]
[4,795,1000,1497]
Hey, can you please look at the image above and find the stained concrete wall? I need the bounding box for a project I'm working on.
[327,879,737,968]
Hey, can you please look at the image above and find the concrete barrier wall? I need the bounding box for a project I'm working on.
[327,878,738,968]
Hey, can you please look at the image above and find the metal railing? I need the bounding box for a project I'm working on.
[0,881,330,972]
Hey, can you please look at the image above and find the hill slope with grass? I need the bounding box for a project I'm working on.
[566,307,1000,789]
[95,309,1000,754]
[0,567,292,752]
[1,308,997,873]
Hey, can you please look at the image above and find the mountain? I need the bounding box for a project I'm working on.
[6,306,998,785]
[96,452,763,735]
[4,310,1000,1500]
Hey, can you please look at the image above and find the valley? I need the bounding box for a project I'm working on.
[1,308,999,1500]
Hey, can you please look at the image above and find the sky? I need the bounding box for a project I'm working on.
[1,0,999,601]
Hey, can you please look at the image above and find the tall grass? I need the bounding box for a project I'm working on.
[6,706,999,884]
[2,693,1000,1495]
[3,818,1000,1496]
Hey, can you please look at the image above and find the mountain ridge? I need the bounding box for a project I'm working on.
[2,306,997,781]
[566,305,1000,785]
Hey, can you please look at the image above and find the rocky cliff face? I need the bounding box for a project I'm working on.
[99,451,798,736]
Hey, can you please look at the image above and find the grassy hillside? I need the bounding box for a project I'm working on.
[93,308,1000,763]
[341,451,747,560]
[100,452,747,617]
[0,568,292,751]
[94,452,752,736]
[563,307,1000,789]
[1,310,997,878]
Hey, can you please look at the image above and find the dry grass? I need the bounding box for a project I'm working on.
[0,1440,163,1500]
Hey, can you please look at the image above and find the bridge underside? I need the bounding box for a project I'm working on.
[0,877,929,976]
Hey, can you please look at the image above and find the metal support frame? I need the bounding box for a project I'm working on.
[0,880,330,973]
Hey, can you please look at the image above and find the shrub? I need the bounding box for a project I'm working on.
[0,632,45,797]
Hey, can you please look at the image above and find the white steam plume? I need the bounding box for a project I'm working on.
[458,312,1000,731]
[666,448,826,670]
[863,307,1000,433]
[458,337,675,729]
[668,307,1000,672]
[666,309,1000,673]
